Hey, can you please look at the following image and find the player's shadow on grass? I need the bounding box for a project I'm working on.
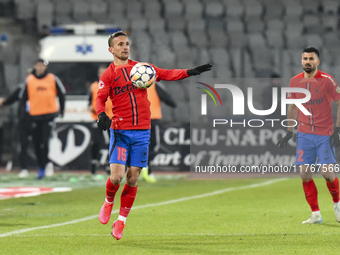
[319,223,340,228]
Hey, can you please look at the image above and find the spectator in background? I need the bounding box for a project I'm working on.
[141,82,177,183]
[0,67,32,178]
[19,59,65,179]
[87,64,113,178]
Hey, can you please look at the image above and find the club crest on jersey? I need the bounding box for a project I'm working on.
[98,80,105,90]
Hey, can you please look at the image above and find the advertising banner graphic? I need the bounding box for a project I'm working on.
[48,122,110,170]
[190,78,339,178]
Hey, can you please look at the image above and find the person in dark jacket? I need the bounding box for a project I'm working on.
[0,68,33,178]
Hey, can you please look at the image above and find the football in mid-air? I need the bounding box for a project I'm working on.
[130,62,156,89]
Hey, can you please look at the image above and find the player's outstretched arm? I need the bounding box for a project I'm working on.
[1,87,21,106]
[153,63,212,81]
[187,63,212,76]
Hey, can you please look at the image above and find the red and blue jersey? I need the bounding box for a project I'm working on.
[96,59,189,130]
[288,70,340,135]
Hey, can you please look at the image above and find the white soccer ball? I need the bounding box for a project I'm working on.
[130,62,156,89]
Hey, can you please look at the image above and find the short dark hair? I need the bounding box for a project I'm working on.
[270,73,281,79]
[108,31,128,47]
[34,58,48,65]
[303,47,320,58]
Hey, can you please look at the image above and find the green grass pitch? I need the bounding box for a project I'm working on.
[1,175,340,254]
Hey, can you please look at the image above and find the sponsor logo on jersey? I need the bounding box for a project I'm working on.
[304,98,323,105]
[37,86,47,91]
[114,84,137,95]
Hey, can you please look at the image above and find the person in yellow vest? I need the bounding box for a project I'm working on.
[141,82,176,183]
[88,64,113,177]
[19,59,65,179]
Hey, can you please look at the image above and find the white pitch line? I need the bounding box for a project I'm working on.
[0,178,287,238]
[13,232,340,237]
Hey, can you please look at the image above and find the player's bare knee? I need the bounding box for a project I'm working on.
[325,177,336,183]
[300,171,312,180]
[126,176,139,187]
[322,172,335,183]
[300,175,313,182]
[110,175,123,185]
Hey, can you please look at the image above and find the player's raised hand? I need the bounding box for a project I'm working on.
[97,112,111,131]
[187,63,212,76]
[330,127,340,148]
[277,131,293,148]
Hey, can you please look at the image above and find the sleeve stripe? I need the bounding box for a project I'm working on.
[18,78,28,99]
[54,75,66,94]
[328,76,337,87]
[321,74,337,86]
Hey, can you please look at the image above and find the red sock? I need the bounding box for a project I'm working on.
[326,177,340,203]
[106,178,120,203]
[119,184,138,217]
[302,180,319,211]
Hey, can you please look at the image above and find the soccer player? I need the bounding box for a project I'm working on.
[96,31,211,239]
[277,47,340,224]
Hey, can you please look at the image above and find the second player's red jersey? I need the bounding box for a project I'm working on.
[96,59,189,130]
[288,70,340,135]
